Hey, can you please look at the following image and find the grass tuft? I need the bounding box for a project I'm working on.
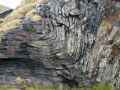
[0,83,117,90]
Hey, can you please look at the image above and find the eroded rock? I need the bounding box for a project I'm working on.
[1,0,120,88]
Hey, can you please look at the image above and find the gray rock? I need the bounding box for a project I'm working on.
[1,0,120,88]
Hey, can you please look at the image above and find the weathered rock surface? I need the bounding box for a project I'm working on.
[86,11,120,88]
[1,0,120,88]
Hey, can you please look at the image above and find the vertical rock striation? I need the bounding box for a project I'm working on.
[35,0,107,86]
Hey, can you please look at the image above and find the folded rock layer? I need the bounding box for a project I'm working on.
[0,0,120,88]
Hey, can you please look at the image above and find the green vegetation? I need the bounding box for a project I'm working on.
[26,27,36,32]
[0,19,3,24]
[91,84,114,90]
[0,83,118,90]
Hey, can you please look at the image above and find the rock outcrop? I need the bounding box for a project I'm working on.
[0,9,13,18]
[1,0,120,88]
[0,5,13,18]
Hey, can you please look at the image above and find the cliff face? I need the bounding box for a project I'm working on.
[0,0,120,88]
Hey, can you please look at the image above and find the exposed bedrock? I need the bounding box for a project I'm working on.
[1,0,120,88]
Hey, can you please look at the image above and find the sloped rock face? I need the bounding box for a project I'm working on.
[1,0,120,88]
[0,9,13,18]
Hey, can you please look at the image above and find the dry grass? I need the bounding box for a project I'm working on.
[26,9,36,16]
[100,11,120,33]
[0,19,22,32]
[0,0,47,32]
[100,20,112,33]
[4,3,36,22]
[21,0,37,5]
[25,9,42,21]
[31,15,42,21]
[0,2,42,32]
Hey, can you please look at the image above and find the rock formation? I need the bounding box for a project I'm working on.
[0,0,120,88]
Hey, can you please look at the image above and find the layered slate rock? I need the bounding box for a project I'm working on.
[34,0,107,86]
[1,0,120,88]
[0,5,12,18]
[0,0,105,85]
[86,9,120,88]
